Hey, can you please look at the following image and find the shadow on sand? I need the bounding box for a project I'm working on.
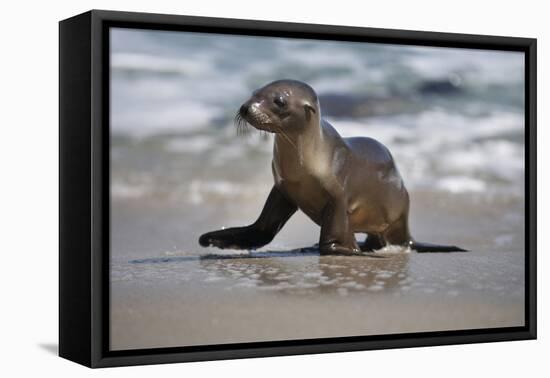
[129,245,389,264]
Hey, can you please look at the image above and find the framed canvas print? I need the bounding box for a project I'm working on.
[59,10,536,368]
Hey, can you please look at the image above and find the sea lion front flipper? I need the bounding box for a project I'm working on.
[319,199,360,255]
[199,186,297,250]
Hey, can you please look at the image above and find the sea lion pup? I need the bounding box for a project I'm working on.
[199,79,467,254]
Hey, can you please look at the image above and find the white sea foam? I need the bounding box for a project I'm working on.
[187,179,261,204]
[164,135,215,154]
[403,45,524,84]
[436,176,487,193]
[378,245,411,254]
[111,182,150,199]
[111,99,221,136]
[112,53,209,76]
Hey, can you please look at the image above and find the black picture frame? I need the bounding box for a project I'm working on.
[59,9,537,368]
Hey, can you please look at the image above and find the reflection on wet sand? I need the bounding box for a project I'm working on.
[198,250,410,296]
[127,246,411,295]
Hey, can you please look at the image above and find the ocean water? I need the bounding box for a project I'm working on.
[110,28,525,203]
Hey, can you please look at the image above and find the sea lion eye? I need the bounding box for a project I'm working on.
[274,96,286,108]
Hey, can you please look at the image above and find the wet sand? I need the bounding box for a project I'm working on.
[110,188,525,351]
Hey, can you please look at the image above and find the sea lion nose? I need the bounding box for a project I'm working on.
[239,104,249,116]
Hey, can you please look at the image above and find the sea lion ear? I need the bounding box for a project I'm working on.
[304,103,316,121]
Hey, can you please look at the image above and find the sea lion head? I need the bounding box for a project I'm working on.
[236,79,319,134]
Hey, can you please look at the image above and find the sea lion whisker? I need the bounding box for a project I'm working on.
[235,114,244,136]
[234,112,251,137]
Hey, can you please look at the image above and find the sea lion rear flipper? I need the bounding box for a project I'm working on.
[383,216,468,253]
[410,241,469,253]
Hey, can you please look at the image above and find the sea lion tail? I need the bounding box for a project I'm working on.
[410,241,468,253]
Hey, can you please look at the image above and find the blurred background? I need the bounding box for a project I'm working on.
[109,27,526,350]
